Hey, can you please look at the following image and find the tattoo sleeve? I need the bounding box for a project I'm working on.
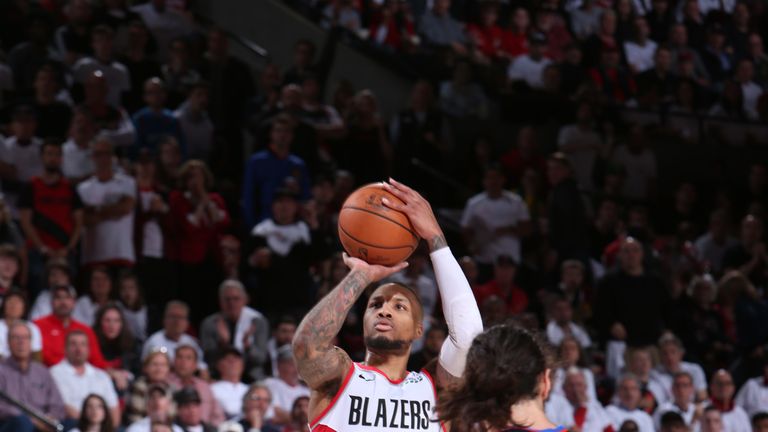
[293,269,370,394]
[429,234,447,252]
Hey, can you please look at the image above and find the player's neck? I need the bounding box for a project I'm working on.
[363,349,411,381]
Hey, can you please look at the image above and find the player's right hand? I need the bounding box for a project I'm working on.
[343,252,408,284]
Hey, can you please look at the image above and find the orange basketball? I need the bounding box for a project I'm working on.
[338,183,419,266]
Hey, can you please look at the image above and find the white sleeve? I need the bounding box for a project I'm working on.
[430,247,483,377]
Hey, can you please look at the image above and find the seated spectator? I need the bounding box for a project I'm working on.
[746,33,768,88]
[264,346,310,424]
[0,246,20,305]
[173,388,216,432]
[0,106,44,213]
[699,25,732,87]
[557,101,605,192]
[132,77,186,156]
[624,17,658,74]
[636,47,678,108]
[282,40,317,86]
[368,0,417,53]
[548,260,591,317]
[500,126,547,187]
[54,0,95,66]
[624,346,668,412]
[582,9,621,67]
[167,345,225,426]
[142,301,207,372]
[126,382,182,432]
[161,38,202,108]
[117,272,147,342]
[546,297,591,349]
[655,334,707,402]
[72,25,131,108]
[31,65,73,140]
[694,210,738,275]
[659,412,688,432]
[473,255,529,315]
[437,60,490,119]
[551,336,599,402]
[734,357,768,417]
[50,330,120,426]
[218,384,280,432]
[708,370,751,432]
[71,394,113,432]
[81,71,136,148]
[417,0,468,55]
[708,80,748,120]
[570,0,604,40]
[734,59,764,121]
[611,125,657,203]
[74,266,115,326]
[0,322,65,432]
[29,258,72,320]
[668,24,709,85]
[167,160,229,324]
[78,136,137,268]
[18,139,83,299]
[173,81,213,161]
[753,413,768,432]
[407,324,446,371]
[700,406,724,432]
[130,0,194,61]
[589,41,637,104]
[34,285,107,368]
[503,7,531,58]
[93,304,140,389]
[507,32,552,89]
[62,108,97,182]
[557,367,613,432]
[0,291,42,358]
[654,372,698,430]
[466,3,506,63]
[210,348,248,419]
[605,374,656,432]
[320,0,361,32]
[283,396,310,432]
[722,214,768,289]
[267,316,297,377]
[533,5,573,62]
[200,280,269,381]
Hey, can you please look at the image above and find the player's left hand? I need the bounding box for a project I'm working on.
[381,178,443,241]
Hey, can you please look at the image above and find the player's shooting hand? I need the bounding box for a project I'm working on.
[381,178,443,241]
[343,252,408,284]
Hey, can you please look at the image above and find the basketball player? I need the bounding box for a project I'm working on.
[438,323,562,432]
[293,179,484,432]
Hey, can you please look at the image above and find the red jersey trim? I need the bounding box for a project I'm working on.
[356,362,407,384]
[421,368,448,432]
[309,362,355,428]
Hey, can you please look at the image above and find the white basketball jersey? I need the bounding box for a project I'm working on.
[310,362,445,432]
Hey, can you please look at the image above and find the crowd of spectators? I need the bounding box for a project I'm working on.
[0,0,766,431]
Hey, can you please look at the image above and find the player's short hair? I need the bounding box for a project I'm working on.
[371,282,424,324]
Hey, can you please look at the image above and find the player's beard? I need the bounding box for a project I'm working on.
[365,336,409,352]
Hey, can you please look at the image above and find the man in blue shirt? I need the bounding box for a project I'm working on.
[132,77,186,157]
[242,115,311,230]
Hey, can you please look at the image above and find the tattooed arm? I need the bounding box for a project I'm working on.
[293,254,408,395]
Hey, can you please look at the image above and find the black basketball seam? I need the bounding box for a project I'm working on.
[340,206,419,239]
[338,225,417,250]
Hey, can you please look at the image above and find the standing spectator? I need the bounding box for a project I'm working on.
[34,285,107,368]
[558,102,605,192]
[7,14,57,92]
[461,164,531,271]
[73,266,115,326]
[242,116,311,229]
[54,0,95,66]
[595,237,669,346]
[694,210,738,275]
[708,370,751,432]
[50,330,120,426]
[390,80,444,180]
[81,71,137,148]
[0,291,42,358]
[132,77,185,156]
[210,348,248,419]
[263,346,310,425]
[734,59,764,120]
[611,125,658,202]
[605,374,656,432]
[653,372,698,430]
[473,255,529,315]
[199,280,269,382]
[507,32,553,89]
[167,160,229,325]
[161,38,201,108]
[18,139,83,299]
[32,65,73,140]
[0,106,44,214]
[417,0,468,55]
[0,322,65,432]
[78,137,136,268]
[72,25,131,108]
[63,108,97,182]
[142,301,207,371]
[119,20,162,114]
[734,358,768,417]
[624,17,658,74]
[173,388,216,432]
[339,90,393,184]
[174,81,213,161]
[547,153,590,262]
[167,345,225,426]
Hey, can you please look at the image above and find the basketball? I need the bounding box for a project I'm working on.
[338,183,419,266]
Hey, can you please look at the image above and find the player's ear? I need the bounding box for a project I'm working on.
[415,322,424,339]
[539,368,553,400]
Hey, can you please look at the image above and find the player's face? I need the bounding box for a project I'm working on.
[364,285,423,353]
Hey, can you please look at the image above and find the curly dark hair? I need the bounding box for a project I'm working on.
[437,322,554,431]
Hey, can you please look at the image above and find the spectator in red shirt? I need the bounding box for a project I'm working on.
[502,7,531,58]
[473,254,529,315]
[589,41,637,104]
[500,126,547,186]
[18,139,83,300]
[369,0,417,53]
[167,160,230,326]
[467,3,506,63]
[33,284,107,368]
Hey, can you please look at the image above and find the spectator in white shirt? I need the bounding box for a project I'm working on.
[558,101,605,192]
[508,32,552,89]
[560,367,614,432]
[654,372,699,430]
[266,316,297,377]
[606,374,656,432]
[624,346,669,409]
[73,266,114,326]
[700,405,725,432]
[210,348,248,419]
[552,336,599,402]
[655,334,708,402]
[264,346,310,425]
[546,297,592,349]
[0,291,43,358]
[143,301,208,372]
[709,369,751,432]
[624,17,658,74]
[62,108,97,183]
[734,360,768,417]
[0,106,44,214]
[72,25,131,108]
[77,136,136,267]
[29,258,72,321]
[50,330,120,426]
[734,58,764,120]
[117,272,148,342]
[611,124,657,202]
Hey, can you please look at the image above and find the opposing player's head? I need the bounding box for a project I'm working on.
[438,323,554,431]
[363,283,424,354]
